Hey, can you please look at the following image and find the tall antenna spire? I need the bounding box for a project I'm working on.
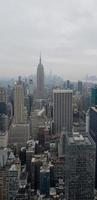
[39,52,41,64]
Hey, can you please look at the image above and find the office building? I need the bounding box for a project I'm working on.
[0,148,9,200]
[0,148,8,167]
[86,109,90,133]
[0,102,7,115]
[91,85,97,106]
[0,87,7,103]
[14,84,25,124]
[89,106,97,188]
[66,80,70,89]
[0,130,8,147]
[37,55,44,99]
[40,166,50,196]
[53,89,73,134]
[8,164,19,200]
[0,88,8,148]
[28,78,34,96]
[30,108,45,139]
[65,132,95,200]
[78,80,83,94]
[0,166,9,200]
[0,114,8,133]
[9,123,30,147]
[31,157,42,190]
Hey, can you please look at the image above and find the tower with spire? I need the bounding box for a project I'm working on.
[37,55,44,98]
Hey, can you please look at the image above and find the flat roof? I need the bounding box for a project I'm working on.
[68,132,92,145]
[53,89,73,93]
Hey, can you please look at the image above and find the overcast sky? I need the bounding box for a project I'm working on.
[0,0,97,80]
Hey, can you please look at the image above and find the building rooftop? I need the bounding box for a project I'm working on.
[53,89,72,93]
[68,132,93,146]
[91,106,97,112]
[9,164,17,171]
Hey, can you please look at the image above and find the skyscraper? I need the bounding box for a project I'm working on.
[40,166,50,196]
[91,85,97,106]
[65,132,95,200]
[53,89,73,134]
[89,106,97,188]
[8,164,19,200]
[0,87,7,103]
[78,80,83,94]
[0,87,8,147]
[14,84,25,124]
[37,55,44,99]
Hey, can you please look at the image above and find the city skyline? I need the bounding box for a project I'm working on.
[0,0,97,79]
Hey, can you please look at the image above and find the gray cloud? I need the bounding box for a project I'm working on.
[0,0,97,80]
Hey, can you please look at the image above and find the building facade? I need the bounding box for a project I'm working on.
[89,106,97,188]
[14,84,25,124]
[53,89,73,134]
[37,56,44,99]
[65,132,95,200]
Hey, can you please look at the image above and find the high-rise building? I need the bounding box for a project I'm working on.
[8,164,19,200]
[40,166,50,196]
[0,102,7,115]
[65,132,95,200]
[91,85,97,106]
[0,88,8,148]
[37,55,44,99]
[31,157,42,190]
[0,87,7,103]
[53,89,73,134]
[9,123,30,147]
[0,114,8,133]
[14,84,25,124]
[66,80,70,89]
[78,80,83,94]
[0,114,8,147]
[89,106,97,188]
[28,79,34,96]
[0,148,8,200]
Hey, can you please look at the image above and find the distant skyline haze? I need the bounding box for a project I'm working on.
[0,0,97,80]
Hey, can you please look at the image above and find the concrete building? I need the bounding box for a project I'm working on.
[0,165,9,200]
[0,130,8,147]
[0,87,8,148]
[53,89,73,134]
[37,55,44,99]
[86,109,90,133]
[14,84,25,124]
[0,148,9,200]
[9,123,30,147]
[0,114,8,147]
[0,87,7,103]
[0,148,8,167]
[8,164,19,200]
[30,108,45,139]
[65,132,95,200]
[53,158,65,184]
[38,126,50,149]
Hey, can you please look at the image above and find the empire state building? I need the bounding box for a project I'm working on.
[37,55,44,98]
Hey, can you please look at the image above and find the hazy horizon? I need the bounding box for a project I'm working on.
[0,0,97,80]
